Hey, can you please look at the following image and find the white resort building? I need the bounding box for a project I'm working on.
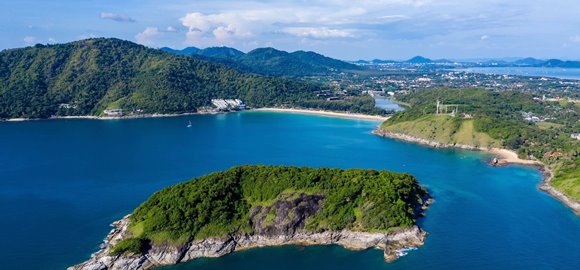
[211,99,246,111]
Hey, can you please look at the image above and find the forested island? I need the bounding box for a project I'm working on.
[377,88,579,213]
[70,165,429,270]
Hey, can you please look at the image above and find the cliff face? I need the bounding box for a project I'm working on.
[69,193,427,270]
[250,193,324,236]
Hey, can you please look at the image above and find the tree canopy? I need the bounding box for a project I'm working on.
[112,165,427,255]
[0,39,322,118]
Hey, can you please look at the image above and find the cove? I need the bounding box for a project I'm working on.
[0,111,578,270]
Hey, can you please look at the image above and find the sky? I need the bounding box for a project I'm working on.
[1,0,580,60]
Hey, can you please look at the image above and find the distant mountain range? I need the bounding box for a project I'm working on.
[160,46,362,77]
[354,56,580,68]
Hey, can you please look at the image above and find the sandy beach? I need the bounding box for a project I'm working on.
[488,148,544,166]
[253,108,390,121]
[2,108,388,122]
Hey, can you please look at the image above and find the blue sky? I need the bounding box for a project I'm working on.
[1,0,579,60]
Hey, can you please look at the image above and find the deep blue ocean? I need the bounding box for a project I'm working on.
[0,111,578,270]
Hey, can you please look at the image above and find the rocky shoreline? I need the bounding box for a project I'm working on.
[68,216,426,270]
[373,129,580,216]
[372,129,487,151]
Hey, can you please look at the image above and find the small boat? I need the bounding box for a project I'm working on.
[187,121,192,128]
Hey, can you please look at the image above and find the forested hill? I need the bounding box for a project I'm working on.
[160,46,363,77]
[0,38,321,119]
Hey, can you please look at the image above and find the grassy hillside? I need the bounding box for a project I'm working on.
[112,165,428,255]
[0,38,322,119]
[381,115,500,148]
[552,159,580,200]
[381,89,580,200]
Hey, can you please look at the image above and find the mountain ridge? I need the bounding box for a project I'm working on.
[161,46,362,76]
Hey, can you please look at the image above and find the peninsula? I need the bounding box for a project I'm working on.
[69,165,429,270]
[375,88,580,214]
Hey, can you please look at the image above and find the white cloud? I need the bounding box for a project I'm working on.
[47,37,57,44]
[569,35,580,43]
[78,33,97,40]
[165,26,179,33]
[213,25,238,43]
[135,26,180,46]
[282,27,355,39]
[176,0,444,47]
[175,0,432,47]
[23,36,37,46]
[321,0,431,8]
[376,15,410,22]
[100,12,135,23]
[135,27,161,46]
[185,29,204,45]
[480,35,489,41]
[180,12,257,45]
[179,8,369,46]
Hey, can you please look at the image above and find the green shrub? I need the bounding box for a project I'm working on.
[110,238,150,256]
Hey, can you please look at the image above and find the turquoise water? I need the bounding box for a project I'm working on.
[460,67,580,80]
[0,112,578,270]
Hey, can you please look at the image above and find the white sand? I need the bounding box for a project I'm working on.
[253,108,390,121]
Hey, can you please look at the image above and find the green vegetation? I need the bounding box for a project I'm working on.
[382,88,580,200]
[552,159,580,200]
[162,46,363,77]
[0,38,323,119]
[262,208,277,226]
[115,165,427,254]
[382,115,500,148]
[536,121,564,130]
[111,238,150,256]
[297,95,387,115]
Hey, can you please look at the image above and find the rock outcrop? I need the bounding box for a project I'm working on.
[69,193,428,270]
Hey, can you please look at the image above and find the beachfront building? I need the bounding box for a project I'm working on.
[211,99,246,111]
[571,133,580,140]
[103,109,124,116]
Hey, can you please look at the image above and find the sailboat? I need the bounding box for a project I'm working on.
[187,120,192,128]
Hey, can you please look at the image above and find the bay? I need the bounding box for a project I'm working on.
[0,111,578,270]
[459,67,580,80]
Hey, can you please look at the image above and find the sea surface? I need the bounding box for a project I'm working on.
[0,112,578,270]
[374,97,405,112]
[459,67,580,80]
